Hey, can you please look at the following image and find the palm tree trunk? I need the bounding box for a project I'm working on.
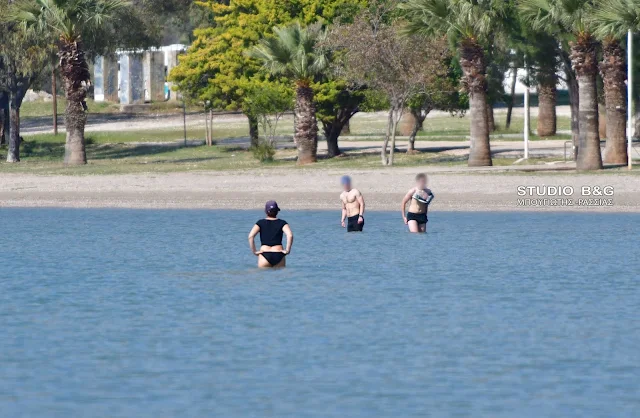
[7,94,20,163]
[600,39,627,164]
[570,36,603,170]
[562,50,579,158]
[460,39,492,166]
[59,40,90,165]
[248,114,259,148]
[294,83,318,164]
[537,80,557,137]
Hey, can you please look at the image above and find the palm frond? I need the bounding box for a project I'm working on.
[399,0,505,42]
[10,0,129,42]
[591,0,640,39]
[246,22,329,82]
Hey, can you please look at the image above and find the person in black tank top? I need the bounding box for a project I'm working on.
[248,200,294,268]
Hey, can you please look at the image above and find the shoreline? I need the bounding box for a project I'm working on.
[0,169,638,212]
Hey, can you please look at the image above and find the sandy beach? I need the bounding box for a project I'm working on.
[1,167,638,212]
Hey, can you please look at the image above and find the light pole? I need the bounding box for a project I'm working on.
[523,59,530,159]
[627,29,633,170]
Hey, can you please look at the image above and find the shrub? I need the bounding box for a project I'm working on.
[251,142,276,162]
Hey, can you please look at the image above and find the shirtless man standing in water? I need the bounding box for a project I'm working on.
[340,176,365,232]
[401,173,434,233]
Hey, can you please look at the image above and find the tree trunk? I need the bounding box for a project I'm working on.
[381,109,393,165]
[562,50,579,158]
[294,83,318,164]
[505,67,517,129]
[571,37,603,170]
[248,114,259,148]
[600,39,627,164]
[341,120,350,134]
[487,104,496,132]
[408,108,428,152]
[325,129,341,157]
[322,112,355,158]
[59,40,91,165]
[0,93,8,146]
[389,108,401,166]
[7,94,20,163]
[460,39,492,166]
[636,96,640,138]
[398,111,417,136]
[537,82,557,137]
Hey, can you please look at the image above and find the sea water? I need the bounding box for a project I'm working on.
[1,209,639,418]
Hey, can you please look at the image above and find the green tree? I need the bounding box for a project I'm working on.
[591,0,640,164]
[168,0,364,150]
[0,2,51,162]
[405,65,465,152]
[248,22,329,164]
[13,0,129,165]
[242,82,293,161]
[401,0,509,167]
[328,8,451,165]
[530,34,562,137]
[313,79,366,157]
[519,0,603,170]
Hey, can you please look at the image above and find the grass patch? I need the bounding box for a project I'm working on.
[20,98,120,117]
[21,97,208,118]
[29,130,208,145]
[3,137,639,175]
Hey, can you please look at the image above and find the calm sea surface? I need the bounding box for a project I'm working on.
[1,209,639,418]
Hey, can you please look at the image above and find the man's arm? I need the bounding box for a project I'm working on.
[341,198,347,227]
[356,190,365,223]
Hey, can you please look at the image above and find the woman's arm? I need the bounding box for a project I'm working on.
[282,224,294,254]
[401,188,414,224]
[248,224,260,255]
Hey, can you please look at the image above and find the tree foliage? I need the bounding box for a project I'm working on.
[327,6,452,165]
[169,0,364,110]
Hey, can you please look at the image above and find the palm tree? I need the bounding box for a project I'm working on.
[13,0,128,165]
[529,34,561,137]
[519,0,602,170]
[248,23,328,164]
[401,0,509,167]
[591,0,640,164]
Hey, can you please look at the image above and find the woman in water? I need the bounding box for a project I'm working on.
[248,200,294,268]
[401,173,434,233]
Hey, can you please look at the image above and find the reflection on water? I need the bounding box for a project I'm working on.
[1,209,639,417]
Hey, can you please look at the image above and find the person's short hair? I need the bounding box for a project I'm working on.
[415,173,427,182]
